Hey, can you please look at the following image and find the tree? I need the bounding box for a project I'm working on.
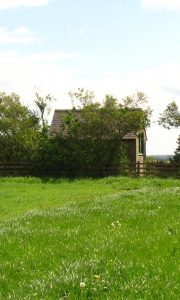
[158,101,180,162]
[35,92,55,135]
[45,89,151,177]
[158,101,180,129]
[65,89,151,139]
[0,92,41,161]
[173,136,180,162]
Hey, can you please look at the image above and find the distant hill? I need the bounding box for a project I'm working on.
[147,155,173,161]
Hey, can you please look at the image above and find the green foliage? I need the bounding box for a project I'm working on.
[158,101,180,129]
[146,155,157,162]
[158,101,180,163]
[173,135,180,163]
[0,92,41,161]
[122,90,148,109]
[67,89,151,138]
[34,92,55,135]
[0,89,151,177]
[0,177,179,299]
[42,89,150,177]
[69,88,95,107]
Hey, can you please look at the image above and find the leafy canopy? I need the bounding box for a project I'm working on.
[158,101,180,129]
[0,92,40,161]
[41,89,151,177]
[158,101,180,163]
[62,88,151,140]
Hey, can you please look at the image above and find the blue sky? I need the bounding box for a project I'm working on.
[0,0,179,154]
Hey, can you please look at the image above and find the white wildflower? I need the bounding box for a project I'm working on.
[80,282,86,288]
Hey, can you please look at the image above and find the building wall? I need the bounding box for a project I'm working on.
[136,132,146,164]
[124,133,146,164]
[123,140,136,163]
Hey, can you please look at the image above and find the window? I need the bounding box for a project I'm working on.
[138,134,144,155]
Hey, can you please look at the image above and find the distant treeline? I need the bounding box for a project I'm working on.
[147,155,173,161]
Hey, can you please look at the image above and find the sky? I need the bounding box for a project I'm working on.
[0,0,179,155]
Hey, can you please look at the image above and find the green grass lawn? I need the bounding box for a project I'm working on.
[0,177,179,299]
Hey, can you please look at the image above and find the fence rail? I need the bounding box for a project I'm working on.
[0,161,179,178]
[136,161,180,177]
[0,162,32,176]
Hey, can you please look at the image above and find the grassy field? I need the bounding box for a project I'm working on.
[0,177,179,299]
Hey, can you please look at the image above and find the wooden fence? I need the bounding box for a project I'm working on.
[0,161,32,177]
[136,161,180,177]
[0,161,179,178]
[87,162,180,178]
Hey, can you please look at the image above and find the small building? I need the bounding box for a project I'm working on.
[50,109,147,164]
[123,131,147,164]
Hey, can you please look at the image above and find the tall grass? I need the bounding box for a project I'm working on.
[0,177,179,299]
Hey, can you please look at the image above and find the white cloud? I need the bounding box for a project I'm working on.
[0,0,49,9]
[140,0,180,11]
[29,52,76,61]
[77,28,86,36]
[0,50,79,108]
[0,26,36,44]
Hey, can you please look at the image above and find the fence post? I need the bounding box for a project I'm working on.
[136,161,140,177]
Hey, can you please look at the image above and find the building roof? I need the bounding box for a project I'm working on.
[50,109,144,140]
[50,109,81,135]
[122,132,137,140]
